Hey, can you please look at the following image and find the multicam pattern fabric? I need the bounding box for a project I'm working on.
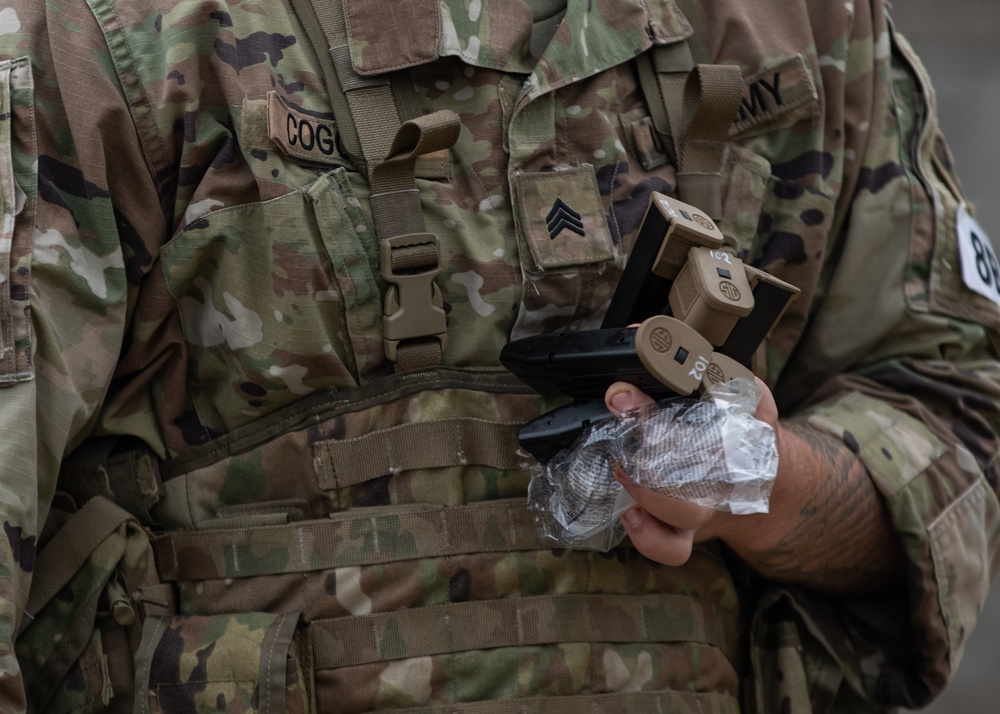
[0,0,999,712]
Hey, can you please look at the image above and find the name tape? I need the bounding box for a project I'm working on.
[267,91,344,166]
[730,55,819,138]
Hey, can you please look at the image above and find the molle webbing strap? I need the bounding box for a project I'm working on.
[313,418,525,490]
[289,0,363,163]
[152,499,546,582]
[20,496,134,635]
[372,691,739,714]
[309,593,731,669]
[158,369,534,479]
[259,612,301,714]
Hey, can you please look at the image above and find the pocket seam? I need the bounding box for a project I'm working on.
[0,57,36,385]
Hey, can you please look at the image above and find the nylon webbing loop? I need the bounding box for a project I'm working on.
[133,614,168,714]
[372,112,461,238]
[395,339,445,372]
[310,593,731,669]
[675,64,745,217]
[313,417,525,490]
[380,691,739,714]
[287,0,431,176]
[640,44,744,219]
[153,499,547,582]
[21,496,134,636]
[385,237,439,271]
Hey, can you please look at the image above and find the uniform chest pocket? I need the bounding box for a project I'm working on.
[161,169,384,434]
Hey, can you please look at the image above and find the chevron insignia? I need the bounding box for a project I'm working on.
[545,198,585,239]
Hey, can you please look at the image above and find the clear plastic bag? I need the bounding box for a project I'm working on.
[527,378,778,551]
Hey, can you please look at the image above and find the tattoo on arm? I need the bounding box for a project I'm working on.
[751,422,904,593]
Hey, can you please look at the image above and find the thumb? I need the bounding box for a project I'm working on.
[753,376,779,428]
[605,381,656,418]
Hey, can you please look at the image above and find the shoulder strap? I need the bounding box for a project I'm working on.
[16,497,137,711]
[290,0,461,370]
[638,41,693,164]
[19,496,136,636]
[639,43,744,219]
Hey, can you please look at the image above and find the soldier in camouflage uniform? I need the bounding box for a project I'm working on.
[0,0,998,711]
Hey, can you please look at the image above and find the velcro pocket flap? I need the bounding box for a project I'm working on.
[345,0,440,75]
[513,166,615,272]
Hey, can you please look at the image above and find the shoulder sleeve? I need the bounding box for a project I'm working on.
[0,2,164,707]
[775,1,1000,707]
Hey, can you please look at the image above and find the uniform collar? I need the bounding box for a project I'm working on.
[345,0,692,96]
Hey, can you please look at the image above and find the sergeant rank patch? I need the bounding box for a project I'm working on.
[513,167,614,272]
[546,199,585,239]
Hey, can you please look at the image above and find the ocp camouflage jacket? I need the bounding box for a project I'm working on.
[0,0,998,712]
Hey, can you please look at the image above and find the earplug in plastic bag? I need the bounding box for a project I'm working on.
[527,379,778,551]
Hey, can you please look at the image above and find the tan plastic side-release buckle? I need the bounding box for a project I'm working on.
[380,233,447,363]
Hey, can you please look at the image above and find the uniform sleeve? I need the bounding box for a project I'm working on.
[768,7,1000,709]
[0,3,164,708]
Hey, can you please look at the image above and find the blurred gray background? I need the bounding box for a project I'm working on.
[890,2,999,711]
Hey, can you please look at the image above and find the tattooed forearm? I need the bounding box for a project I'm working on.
[720,421,904,594]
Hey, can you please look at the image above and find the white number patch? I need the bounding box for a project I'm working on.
[958,204,1000,307]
